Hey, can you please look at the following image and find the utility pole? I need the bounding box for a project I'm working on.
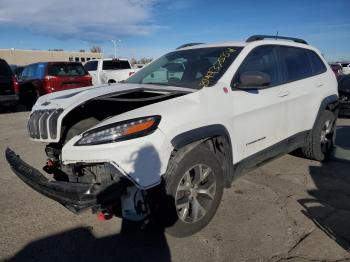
[111,39,121,58]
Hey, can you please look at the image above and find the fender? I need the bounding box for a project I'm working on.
[313,94,339,129]
[171,124,234,187]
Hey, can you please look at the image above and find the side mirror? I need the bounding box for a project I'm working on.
[239,71,271,89]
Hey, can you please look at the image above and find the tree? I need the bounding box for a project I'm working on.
[130,57,138,66]
[140,58,153,64]
[90,46,102,53]
[79,49,85,53]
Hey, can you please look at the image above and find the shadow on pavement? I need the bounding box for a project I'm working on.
[4,221,171,262]
[298,126,350,252]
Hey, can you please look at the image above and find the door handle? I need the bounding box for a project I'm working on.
[277,91,290,97]
[316,82,324,88]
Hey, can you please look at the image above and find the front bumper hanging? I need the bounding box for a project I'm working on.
[5,148,126,213]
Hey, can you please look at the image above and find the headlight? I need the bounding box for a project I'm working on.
[75,115,161,146]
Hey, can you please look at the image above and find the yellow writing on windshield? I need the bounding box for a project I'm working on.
[199,48,236,87]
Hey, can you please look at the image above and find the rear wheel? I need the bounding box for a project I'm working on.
[301,110,336,161]
[157,145,224,237]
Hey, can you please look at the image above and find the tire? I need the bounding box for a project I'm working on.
[301,110,336,161]
[156,144,224,237]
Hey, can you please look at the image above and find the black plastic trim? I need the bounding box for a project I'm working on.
[5,148,127,213]
[232,130,309,181]
[176,43,204,49]
[246,35,308,45]
[312,95,339,128]
[171,124,232,150]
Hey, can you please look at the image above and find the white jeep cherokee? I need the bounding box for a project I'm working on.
[6,35,339,237]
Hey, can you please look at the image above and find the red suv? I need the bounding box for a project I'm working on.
[19,62,92,105]
[0,58,20,108]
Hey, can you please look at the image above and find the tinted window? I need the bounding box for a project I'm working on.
[81,57,86,62]
[233,46,279,87]
[20,64,45,80]
[48,63,88,76]
[280,47,312,82]
[75,57,79,62]
[84,61,98,71]
[308,50,327,75]
[0,60,13,77]
[102,60,131,70]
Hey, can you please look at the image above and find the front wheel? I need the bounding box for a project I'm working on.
[157,144,224,237]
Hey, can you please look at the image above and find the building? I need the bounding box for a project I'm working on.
[0,49,103,65]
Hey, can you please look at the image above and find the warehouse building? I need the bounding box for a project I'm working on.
[0,49,103,65]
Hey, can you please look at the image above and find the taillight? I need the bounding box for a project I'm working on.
[83,75,92,86]
[12,76,20,94]
[129,71,135,77]
[44,76,59,93]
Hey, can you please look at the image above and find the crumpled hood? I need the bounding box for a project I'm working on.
[33,83,196,112]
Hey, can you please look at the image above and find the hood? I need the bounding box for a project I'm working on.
[33,83,196,112]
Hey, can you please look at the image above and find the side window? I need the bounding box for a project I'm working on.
[307,50,327,75]
[84,61,98,71]
[21,64,37,80]
[75,57,79,62]
[33,64,45,79]
[232,45,279,88]
[279,47,312,82]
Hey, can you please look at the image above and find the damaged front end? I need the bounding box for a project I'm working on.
[5,148,150,221]
[6,148,133,213]
[6,85,191,221]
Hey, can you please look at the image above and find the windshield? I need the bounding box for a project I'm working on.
[125,46,242,89]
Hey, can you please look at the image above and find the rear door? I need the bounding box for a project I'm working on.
[230,45,287,160]
[277,46,327,138]
[0,60,15,95]
[47,63,91,91]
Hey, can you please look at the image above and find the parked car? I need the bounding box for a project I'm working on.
[10,65,25,78]
[6,35,339,237]
[0,59,19,108]
[338,74,350,116]
[340,62,350,75]
[84,58,136,85]
[329,63,343,77]
[18,62,92,105]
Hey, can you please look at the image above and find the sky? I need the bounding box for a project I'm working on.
[0,0,349,61]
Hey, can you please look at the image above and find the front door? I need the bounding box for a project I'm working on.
[229,45,287,162]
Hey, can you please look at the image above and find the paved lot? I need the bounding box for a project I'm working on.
[0,112,350,262]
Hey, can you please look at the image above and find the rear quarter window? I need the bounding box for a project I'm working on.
[279,46,313,82]
[0,60,13,77]
[307,50,327,75]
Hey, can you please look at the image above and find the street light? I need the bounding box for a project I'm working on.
[111,39,121,58]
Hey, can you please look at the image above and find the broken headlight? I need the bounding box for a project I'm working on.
[75,115,161,146]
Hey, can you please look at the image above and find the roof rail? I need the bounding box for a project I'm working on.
[246,35,308,45]
[176,43,204,50]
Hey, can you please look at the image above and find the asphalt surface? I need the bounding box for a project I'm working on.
[0,112,350,262]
